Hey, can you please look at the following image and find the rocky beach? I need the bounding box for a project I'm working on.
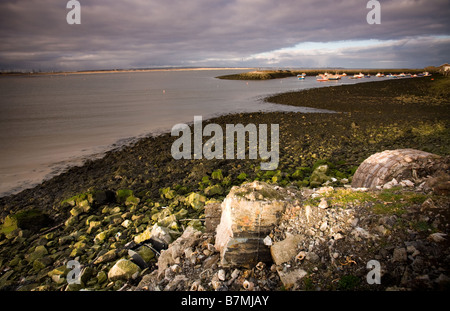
[0,75,449,291]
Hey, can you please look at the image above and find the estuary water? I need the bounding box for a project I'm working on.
[0,69,373,197]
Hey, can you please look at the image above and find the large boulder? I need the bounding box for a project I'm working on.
[214,181,290,268]
[351,149,448,190]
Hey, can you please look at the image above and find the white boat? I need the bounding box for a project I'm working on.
[327,74,341,80]
[351,73,365,79]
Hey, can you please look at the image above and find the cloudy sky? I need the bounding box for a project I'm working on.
[0,0,449,71]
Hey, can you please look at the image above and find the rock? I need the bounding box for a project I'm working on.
[1,209,51,234]
[428,232,447,243]
[205,203,222,234]
[310,165,330,188]
[27,245,48,263]
[400,179,414,187]
[277,268,307,288]
[97,271,108,284]
[94,249,117,265]
[108,259,141,282]
[318,198,328,209]
[134,226,152,244]
[151,224,173,245]
[128,250,148,269]
[392,247,407,263]
[48,266,69,284]
[271,234,304,265]
[70,206,84,217]
[352,149,444,189]
[215,181,289,267]
[424,172,450,195]
[116,189,134,204]
[157,226,202,277]
[263,236,273,246]
[204,184,224,196]
[383,178,398,189]
[94,230,110,244]
[137,246,155,263]
[186,192,207,210]
[218,269,226,281]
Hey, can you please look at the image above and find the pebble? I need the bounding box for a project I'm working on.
[218,269,226,281]
[318,198,328,209]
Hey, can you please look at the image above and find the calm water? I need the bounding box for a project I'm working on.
[0,70,374,197]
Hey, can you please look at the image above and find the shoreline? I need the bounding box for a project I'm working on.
[0,67,255,77]
[1,76,448,212]
[1,67,425,78]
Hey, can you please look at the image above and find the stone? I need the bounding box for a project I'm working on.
[48,266,68,284]
[94,249,117,264]
[392,247,407,263]
[309,165,330,188]
[94,230,110,244]
[352,149,444,189]
[263,236,273,246]
[157,226,202,277]
[1,209,51,234]
[151,224,173,245]
[27,245,48,263]
[205,203,222,234]
[138,246,155,262]
[204,184,224,196]
[270,234,304,265]
[134,226,153,244]
[97,271,107,284]
[215,181,288,267]
[186,192,207,211]
[218,269,226,281]
[428,232,447,243]
[128,250,148,269]
[108,259,141,282]
[116,189,134,204]
[277,268,307,288]
[318,198,328,209]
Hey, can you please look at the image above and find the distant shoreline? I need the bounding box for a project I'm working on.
[0,67,255,77]
[1,67,426,77]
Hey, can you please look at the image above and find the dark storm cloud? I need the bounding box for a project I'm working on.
[0,0,449,71]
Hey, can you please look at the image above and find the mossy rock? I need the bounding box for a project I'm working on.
[204,184,224,196]
[186,192,207,211]
[1,209,52,233]
[237,172,248,180]
[309,165,331,188]
[211,169,223,181]
[116,189,134,204]
[160,187,176,200]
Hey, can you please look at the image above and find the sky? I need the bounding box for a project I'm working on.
[0,0,449,71]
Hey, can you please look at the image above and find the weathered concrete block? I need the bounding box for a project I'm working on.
[214,181,289,268]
